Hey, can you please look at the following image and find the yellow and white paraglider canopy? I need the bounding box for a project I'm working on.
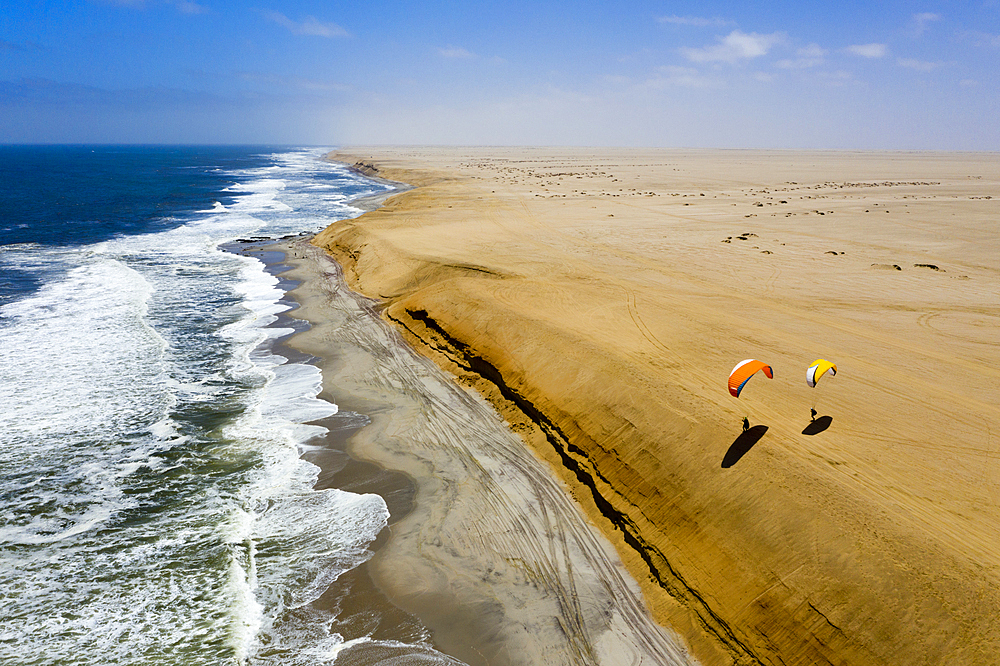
[806,359,837,388]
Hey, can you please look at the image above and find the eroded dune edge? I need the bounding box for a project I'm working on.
[315,147,1000,666]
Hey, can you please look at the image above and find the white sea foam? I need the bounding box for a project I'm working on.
[0,148,392,665]
[0,258,170,546]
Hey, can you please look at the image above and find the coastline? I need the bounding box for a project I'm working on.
[263,236,692,665]
[339,163,414,212]
[311,147,1000,666]
[233,241,443,663]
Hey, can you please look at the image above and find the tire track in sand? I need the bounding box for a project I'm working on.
[291,239,696,666]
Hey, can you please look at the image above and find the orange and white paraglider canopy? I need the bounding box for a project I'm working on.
[728,359,773,398]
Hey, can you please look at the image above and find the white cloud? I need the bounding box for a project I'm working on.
[845,43,887,58]
[657,15,729,27]
[910,12,941,37]
[897,58,944,72]
[776,43,827,69]
[960,79,978,87]
[799,43,827,58]
[680,30,785,63]
[266,12,349,38]
[957,30,1000,48]
[438,46,476,59]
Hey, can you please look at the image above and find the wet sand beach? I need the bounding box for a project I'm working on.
[268,237,692,665]
[311,148,1000,666]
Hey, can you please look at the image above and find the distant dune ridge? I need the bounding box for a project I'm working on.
[315,147,1000,666]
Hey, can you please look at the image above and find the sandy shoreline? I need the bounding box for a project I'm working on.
[312,147,1000,666]
[264,236,692,665]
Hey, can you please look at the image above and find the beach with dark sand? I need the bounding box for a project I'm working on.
[267,237,692,666]
[306,147,1000,666]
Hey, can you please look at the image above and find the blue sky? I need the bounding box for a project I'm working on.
[1,1,998,147]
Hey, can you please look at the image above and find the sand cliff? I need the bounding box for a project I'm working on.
[314,147,1000,666]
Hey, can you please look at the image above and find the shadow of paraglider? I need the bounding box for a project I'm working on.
[722,425,768,468]
[802,415,833,435]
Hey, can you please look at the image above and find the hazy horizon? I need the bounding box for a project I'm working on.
[2,1,998,149]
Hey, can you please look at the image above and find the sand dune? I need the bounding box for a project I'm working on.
[280,239,692,666]
[315,148,1000,666]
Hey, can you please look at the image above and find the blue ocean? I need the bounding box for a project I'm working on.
[0,146,430,665]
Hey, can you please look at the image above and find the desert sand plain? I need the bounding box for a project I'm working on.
[313,147,1000,666]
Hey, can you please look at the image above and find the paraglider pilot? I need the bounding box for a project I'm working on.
[742,416,750,432]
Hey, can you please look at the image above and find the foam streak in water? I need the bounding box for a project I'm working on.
[0,148,391,666]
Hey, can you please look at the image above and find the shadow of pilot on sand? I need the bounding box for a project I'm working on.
[723,425,769,468]
[802,415,833,435]
[742,416,749,432]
